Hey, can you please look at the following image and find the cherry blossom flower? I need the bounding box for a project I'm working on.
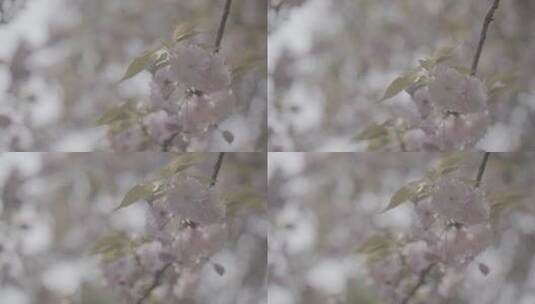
[136,241,171,273]
[178,89,236,136]
[413,87,433,119]
[428,65,488,114]
[171,46,231,94]
[142,110,180,144]
[103,256,137,289]
[403,241,434,274]
[164,176,224,225]
[431,178,490,225]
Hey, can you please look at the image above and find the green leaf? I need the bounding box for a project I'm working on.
[436,152,465,174]
[115,180,165,211]
[356,234,397,262]
[488,187,526,222]
[426,152,466,180]
[380,69,420,101]
[354,123,388,141]
[418,58,434,71]
[173,22,199,44]
[367,135,390,151]
[119,48,159,83]
[382,180,431,213]
[450,65,472,75]
[159,154,205,179]
[357,235,391,254]
[432,45,456,64]
[92,232,131,262]
[97,104,137,126]
[224,188,266,217]
[228,49,263,77]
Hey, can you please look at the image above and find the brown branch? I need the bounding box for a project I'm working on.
[475,152,491,188]
[471,0,501,76]
[400,152,491,304]
[210,152,225,187]
[161,133,178,152]
[400,263,436,304]
[214,0,233,53]
[136,262,172,304]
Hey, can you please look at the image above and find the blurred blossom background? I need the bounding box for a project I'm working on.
[268,152,535,304]
[268,0,535,151]
[0,152,267,304]
[0,0,267,151]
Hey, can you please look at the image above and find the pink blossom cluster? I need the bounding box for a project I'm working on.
[102,175,228,302]
[366,177,493,301]
[110,45,236,151]
[405,65,491,151]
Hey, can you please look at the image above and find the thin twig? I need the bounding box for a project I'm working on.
[471,0,501,76]
[136,262,172,304]
[214,0,233,53]
[161,133,178,152]
[400,263,436,304]
[210,152,225,187]
[475,152,491,188]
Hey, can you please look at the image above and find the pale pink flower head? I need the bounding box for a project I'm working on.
[136,241,171,273]
[103,256,137,288]
[142,110,179,144]
[165,176,224,225]
[453,111,491,147]
[368,255,403,298]
[178,89,235,136]
[433,224,493,267]
[150,81,179,112]
[145,200,174,243]
[431,178,490,225]
[403,241,434,274]
[171,46,231,94]
[154,66,178,97]
[428,65,488,114]
[413,87,433,119]
[420,110,490,151]
[173,268,201,299]
[173,223,227,267]
[402,129,426,151]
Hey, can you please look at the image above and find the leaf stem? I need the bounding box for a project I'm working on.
[475,152,491,188]
[210,152,225,187]
[214,0,233,53]
[471,0,501,76]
